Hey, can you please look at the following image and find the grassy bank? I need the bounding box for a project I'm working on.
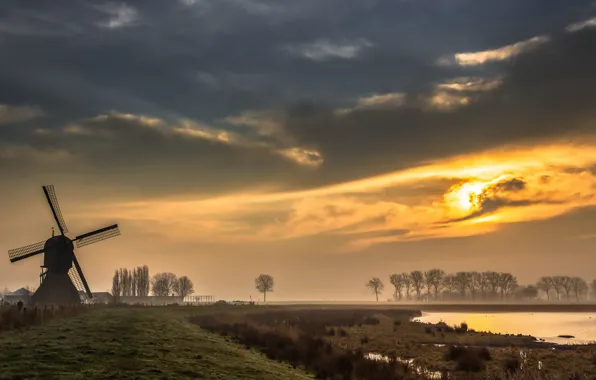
[0,307,313,380]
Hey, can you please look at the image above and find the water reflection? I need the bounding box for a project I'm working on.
[364,352,444,379]
[415,312,596,344]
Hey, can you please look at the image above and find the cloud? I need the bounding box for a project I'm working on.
[284,38,373,61]
[95,3,139,29]
[83,138,596,251]
[438,36,550,66]
[0,104,43,125]
[566,17,596,32]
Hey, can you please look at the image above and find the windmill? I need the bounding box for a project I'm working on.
[7,185,121,305]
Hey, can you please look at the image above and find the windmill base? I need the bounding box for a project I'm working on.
[32,272,81,305]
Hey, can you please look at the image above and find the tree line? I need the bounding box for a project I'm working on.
[111,266,195,299]
[366,270,596,302]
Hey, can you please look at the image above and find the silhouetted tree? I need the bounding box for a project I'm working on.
[560,276,574,300]
[570,277,588,301]
[402,272,412,300]
[498,272,518,300]
[366,277,384,302]
[111,270,121,301]
[536,277,553,301]
[551,276,566,301]
[484,271,500,299]
[409,271,424,301]
[454,272,471,299]
[389,273,406,300]
[151,272,177,296]
[469,272,483,300]
[173,276,195,298]
[424,269,445,300]
[442,274,457,298]
[514,285,538,301]
[255,274,274,302]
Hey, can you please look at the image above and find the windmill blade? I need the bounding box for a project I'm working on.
[70,254,92,299]
[8,240,45,263]
[74,224,120,248]
[43,185,69,234]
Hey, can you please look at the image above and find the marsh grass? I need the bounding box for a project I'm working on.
[0,304,99,332]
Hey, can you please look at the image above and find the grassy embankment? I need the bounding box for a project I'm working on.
[0,306,313,380]
[1,304,595,379]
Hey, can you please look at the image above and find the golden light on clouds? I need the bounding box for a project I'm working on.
[77,136,596,251]
[438,36,550,67]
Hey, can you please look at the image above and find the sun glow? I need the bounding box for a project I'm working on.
[447,181,487,212]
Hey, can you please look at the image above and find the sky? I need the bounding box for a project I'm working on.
[1,0,596,301]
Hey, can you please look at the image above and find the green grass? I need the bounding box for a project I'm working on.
[0,307,314,380]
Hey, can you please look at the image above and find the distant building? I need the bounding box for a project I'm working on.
[78,291,114,304]
[3,288,33,305]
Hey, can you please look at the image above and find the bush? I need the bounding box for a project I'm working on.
[455,322,468,334]
[445,345,491,373]
[362,316,380,325]
[502,357,520,374]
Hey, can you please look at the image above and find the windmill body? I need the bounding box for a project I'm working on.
[7,185,121,306]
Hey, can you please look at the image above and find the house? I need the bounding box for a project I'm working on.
[3,288,33,305]
[78,291,114,304]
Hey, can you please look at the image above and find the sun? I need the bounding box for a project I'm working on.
[447,181,487,212]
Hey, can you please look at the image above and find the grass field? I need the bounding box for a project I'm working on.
[0,307,313,380]
[1,305,595,379]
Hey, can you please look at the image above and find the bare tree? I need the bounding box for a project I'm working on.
[410,271,424,301]
[454,272,471,299]
[366,277,384,302]
[389,274,406,301]
[484,271,501,299]
[402,272,412,300]
[560,276,573,300]
[591,279,596,301]
[498,272,518,300]
[570,277,588,302]
[468,272,483,300]
[424,269,445,300]
[255,274,274,302]
[151,272,177,296]
[111,270,121,302]
[551,276,565,301]
[141,265,150,296]
[173,276,195,298]
[442,274,457,298]
[536,277,553,301]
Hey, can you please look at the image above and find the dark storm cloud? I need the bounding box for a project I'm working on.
[1,0,596,197]
[279,27,596,184]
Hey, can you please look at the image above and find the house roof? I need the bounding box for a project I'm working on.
[6,287,32,296]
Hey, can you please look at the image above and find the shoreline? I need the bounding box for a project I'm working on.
[265,302,596,313]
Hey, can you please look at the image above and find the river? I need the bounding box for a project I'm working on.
[415,312,596,344]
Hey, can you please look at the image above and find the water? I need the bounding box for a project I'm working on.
[415,312,596,344]
[364,352,443,379]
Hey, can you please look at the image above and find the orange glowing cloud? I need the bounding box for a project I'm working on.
[76,135,596,251]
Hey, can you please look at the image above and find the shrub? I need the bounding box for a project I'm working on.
[445,345,491,373]
[502,357,520,374]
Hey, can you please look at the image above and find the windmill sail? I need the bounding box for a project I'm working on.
[8,240,45,263]
[75,224,120,248]
[43,185,69,234]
